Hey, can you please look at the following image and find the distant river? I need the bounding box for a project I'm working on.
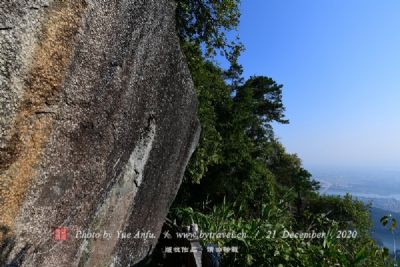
[323,189,400,201]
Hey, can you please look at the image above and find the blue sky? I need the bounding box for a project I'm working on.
[233,1,400,170]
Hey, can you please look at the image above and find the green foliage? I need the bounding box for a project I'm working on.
[182,44,228,184]
[171,48,389,264]
[177,70,292,208]
[173,196,388,266]
[380,214,399,265]
[233,76,289,128]
[171,2,390,266]
[307,194,372,235]
[381,214,397,232]
[175,0,242,62]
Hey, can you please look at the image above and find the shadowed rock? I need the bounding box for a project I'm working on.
[0,0,200,266]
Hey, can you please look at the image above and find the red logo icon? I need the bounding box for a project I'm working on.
[53,227,68,241]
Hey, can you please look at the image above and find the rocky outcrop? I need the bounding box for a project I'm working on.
[0,0,200,266]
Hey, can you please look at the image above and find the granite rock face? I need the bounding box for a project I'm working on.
[0,0,200,266]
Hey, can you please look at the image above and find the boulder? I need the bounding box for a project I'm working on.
[0,0,199,266]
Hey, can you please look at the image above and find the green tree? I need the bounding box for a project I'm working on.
[168,2,390,266]
[175,0,242,61]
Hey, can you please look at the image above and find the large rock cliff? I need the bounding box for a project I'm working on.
[0,0,200,266]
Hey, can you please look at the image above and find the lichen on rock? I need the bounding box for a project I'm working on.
[0,0,199,266]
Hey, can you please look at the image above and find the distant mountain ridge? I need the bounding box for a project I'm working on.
[314,173,400,253]
[358,196,400,213]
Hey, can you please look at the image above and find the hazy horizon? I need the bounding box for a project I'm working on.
[235,1,400,169]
